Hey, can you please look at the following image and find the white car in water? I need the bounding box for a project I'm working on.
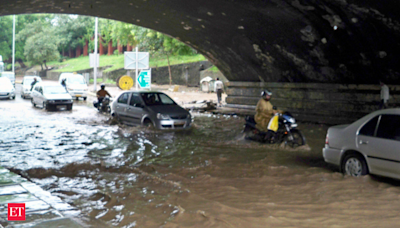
[21,76,42,99]
[0,77,15,100]
[323,108,400,179]
[58,72,88,100]
[31,82,74,111]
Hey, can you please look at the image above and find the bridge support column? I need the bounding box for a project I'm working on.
[225,82,400,124]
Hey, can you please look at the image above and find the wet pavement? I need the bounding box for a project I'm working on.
[2,84,400,227]
[0,165,83,227]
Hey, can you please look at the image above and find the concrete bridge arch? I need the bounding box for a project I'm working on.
[2,0,400,123]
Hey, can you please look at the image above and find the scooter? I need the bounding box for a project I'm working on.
[93,97,112,113]
[243,112,306,147]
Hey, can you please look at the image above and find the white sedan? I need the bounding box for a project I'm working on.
[0,77,15,100]
[323,108,400,179]
[31,82,73,111]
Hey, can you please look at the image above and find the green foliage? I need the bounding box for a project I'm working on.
[1,13,203,69]
[46,54,206,73]
[19,20,59,68]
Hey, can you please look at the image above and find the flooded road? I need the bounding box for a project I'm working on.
[1,89,400,228]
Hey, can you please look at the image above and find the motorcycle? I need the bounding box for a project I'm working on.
[243,112,306,147]
[93,97,112,113]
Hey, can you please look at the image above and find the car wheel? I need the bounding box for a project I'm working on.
[21,94,24,99]
[342,153,368,177]
[143,119,154,128]
[76,97,79,101]
[67,104,72,111]
[31,98,36,107]
[83,97,87,101]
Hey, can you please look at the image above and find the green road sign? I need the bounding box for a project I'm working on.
[138,70,151,88]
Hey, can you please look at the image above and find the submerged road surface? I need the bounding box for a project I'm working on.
[1,86,400,227]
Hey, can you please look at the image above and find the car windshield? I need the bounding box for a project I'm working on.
[1,73,14,79]
[141,93,176,106]
[23,78,40,85]
[67,76,86,84]
[43,86,68,94]
[0,78,12,88]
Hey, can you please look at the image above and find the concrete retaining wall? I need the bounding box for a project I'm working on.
[226,82,400,124]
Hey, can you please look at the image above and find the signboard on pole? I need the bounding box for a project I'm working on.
[124,52,149,69]
[137,69,151,89]
[89,53,100,67]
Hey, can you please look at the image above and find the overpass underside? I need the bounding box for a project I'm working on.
[2,0,400,123]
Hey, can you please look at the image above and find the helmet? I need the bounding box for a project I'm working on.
[260,89,272,97]
[100,83,105,89]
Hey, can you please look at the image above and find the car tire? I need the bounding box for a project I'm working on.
[76,97,79,101]
[143,119,154,128]
[67,104,73,111]
[31,98,36,107]
[21,94,24,99]
[83,97,87,101]
[342,153,368,177]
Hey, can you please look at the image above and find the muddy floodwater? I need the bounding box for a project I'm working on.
[2,96,400,228]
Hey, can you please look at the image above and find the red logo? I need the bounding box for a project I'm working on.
[8,203,26,221]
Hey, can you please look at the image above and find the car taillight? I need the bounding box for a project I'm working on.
[325,135,329,145]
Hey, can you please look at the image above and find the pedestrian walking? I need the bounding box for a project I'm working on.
[215,78,224,107]
[379,81,390,109]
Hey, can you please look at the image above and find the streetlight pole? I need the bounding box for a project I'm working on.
[93,17,98,92]
[12,15,15,73]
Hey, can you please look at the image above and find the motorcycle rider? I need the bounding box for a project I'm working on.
[254,89,280,141]
[95,83,112,108]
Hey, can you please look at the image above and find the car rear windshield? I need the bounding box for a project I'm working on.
[44,86,68,94]
[141,93,176,106]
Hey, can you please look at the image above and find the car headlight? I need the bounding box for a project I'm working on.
[70,99,74,102]
[157,113,170,120]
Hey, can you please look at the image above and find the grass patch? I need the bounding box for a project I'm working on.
[208,66,220,72]
[89,78,116,84]
[46,54,207,73]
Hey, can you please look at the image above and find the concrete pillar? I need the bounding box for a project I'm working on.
[127,43,132,52]
[118,41,123,54]
[69,48,74,58]
[108,40,114,56]
[83,40,88,56]
[99,37,104,56]
[76,46,81,57]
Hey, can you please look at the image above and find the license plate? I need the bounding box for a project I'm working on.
[57,105,67,109]
[75,95,81,97]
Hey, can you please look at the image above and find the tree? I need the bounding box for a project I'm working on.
[54,15,94,56]
[18,20,59,70]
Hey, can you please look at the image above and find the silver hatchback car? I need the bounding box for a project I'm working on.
[323,108,400,179]
[111,91,192,129]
